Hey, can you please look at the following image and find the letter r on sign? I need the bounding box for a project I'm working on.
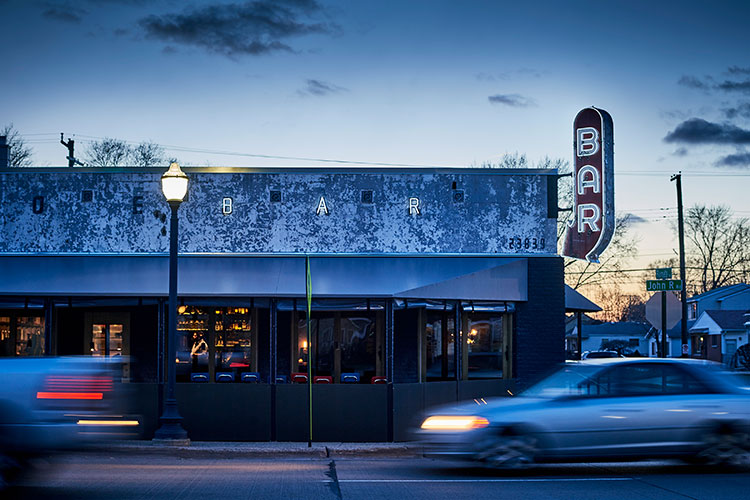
[577,203,601,233]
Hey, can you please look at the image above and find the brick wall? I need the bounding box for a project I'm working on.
[514,257,565,386]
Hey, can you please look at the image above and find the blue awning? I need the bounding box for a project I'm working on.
[0,255,529,302]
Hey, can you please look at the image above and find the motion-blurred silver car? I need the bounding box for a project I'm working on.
[418,358,750,468]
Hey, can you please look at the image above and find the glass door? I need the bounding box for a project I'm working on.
[84,312,130,381]
[91,323,124,356]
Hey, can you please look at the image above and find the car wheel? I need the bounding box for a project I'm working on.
[476,429,537,469]
[695,426,750,468]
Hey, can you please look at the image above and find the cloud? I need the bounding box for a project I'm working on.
[716,79,750,94]
[677,75,710,90]
[673,147,688,157]
[678,68,750,95]
[624,213,649,224]
[138,0,334,58]
[723,102,750,120]
[487,93,536,107]
[299,79,347,96]
[716,152,750,168]
[475,72,504,82]
[42,5,86,23]
[663,118,750,145]
[727,66,750,75]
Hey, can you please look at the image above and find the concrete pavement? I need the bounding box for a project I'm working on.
[90,440,421,458]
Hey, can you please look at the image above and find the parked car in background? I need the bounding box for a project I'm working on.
[581,350,623,359]
[418,358,750,468]
[0,357,138,488]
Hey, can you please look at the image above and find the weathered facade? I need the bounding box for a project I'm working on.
[0,166,565,441]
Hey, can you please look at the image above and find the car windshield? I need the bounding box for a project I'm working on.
[522,364,603,398]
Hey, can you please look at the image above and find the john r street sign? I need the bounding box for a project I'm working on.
[646,280,683,292]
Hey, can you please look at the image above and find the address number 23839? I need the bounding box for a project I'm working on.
[508,237,545,250]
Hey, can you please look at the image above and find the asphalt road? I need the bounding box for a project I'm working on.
[7,453,749,500]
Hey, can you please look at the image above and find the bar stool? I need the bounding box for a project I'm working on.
[291,372,308,383]
[216,372,235,383]
[341,373,360,383]
[313,375,333,384]
[190,373,209,383]
[370,376,387,384]
[241,372,261,383]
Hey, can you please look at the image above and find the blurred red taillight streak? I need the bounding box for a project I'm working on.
[37,375,113,400]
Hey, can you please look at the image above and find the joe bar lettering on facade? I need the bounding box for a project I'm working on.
[218,196,424,217]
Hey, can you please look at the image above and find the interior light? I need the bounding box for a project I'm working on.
[420,415,489,431]
[302,340,308,349]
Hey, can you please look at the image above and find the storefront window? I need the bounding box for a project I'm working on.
[295,319,308,373]
[177,306,209,381]
[425,312,455,380]
[294,310,379,383]
[466,315,503,378]
[16,316,44,356]
[215,308,253,380]
[340,315,376,381]
[176,306,256,382]
[0,317,10,356]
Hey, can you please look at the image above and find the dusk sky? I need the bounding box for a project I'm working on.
[2,0,750,280]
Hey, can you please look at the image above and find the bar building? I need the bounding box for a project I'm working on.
[0,165,566,441]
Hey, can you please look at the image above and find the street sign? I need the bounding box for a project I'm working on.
[646,280,682,292]
[655,268,672,279]
[645,291,681,330]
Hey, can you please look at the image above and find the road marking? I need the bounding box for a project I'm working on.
[326,478,633,483]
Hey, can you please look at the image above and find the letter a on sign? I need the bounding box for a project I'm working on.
[562,107,614,263]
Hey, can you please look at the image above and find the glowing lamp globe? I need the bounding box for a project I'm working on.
[161,162,189,202]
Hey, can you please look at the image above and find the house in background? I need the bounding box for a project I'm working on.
[569,321,651,357]
[689,310,749,363]
[687,284,750,321]
[646,284,750,359]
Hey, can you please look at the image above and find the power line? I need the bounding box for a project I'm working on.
[16,132,750,173]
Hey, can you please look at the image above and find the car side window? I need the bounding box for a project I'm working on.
[605,364,709,396]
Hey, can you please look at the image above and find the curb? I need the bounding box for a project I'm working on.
[84,441,421,459]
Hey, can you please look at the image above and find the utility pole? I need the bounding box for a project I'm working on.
[671,173,689,357]
[60,133,85,167]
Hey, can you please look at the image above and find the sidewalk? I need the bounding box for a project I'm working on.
[89,440,421,459]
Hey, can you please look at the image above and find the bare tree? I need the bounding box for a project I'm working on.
[1,123,33,167]
[564,213,640,290]
[86,138,131,167]
[478,152,533,169]
[590,284,647,323]
[130,141,165,167]
[683,204,750,293]
[479,152,638,292]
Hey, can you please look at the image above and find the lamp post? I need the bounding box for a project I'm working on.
[153,162,189,442]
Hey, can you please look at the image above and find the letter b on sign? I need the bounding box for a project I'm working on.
[577,127,600,157]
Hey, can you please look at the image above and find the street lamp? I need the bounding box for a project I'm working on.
[153,162,189,442]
